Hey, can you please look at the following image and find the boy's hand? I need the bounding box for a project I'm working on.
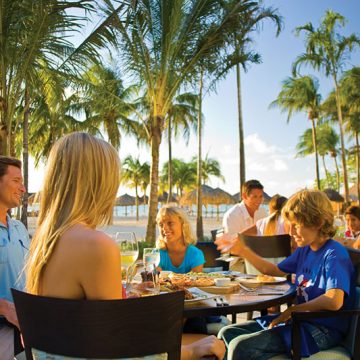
[268,308,292,329]
[215,233,246,257]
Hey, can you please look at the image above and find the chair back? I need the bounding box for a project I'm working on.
[196,240,229,272]
[239,234,291,258]
[11,289,184,360]
[343,247,360,358]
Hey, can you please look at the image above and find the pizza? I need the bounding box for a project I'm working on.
[256,274,276,283]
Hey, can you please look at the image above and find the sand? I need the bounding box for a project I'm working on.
[27,215,223,241]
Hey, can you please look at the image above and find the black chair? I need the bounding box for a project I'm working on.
[288,247,360,360]
[239,234,292,319]
[196,240,229,272]
[11,289,184,360]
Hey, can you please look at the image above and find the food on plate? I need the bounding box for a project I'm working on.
[169,273,215,287]
[160,281,195,300]
[256,274,276,283]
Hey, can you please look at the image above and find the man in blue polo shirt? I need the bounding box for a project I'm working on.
[0,156,29,360]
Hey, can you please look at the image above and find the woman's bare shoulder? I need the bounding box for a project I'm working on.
[61,225,118,258]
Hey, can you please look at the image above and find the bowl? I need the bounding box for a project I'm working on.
[214,278,231,287]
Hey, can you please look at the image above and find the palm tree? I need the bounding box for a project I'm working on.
[293,10,360,203]
[270,75,322,189]
[104,0,255,243]
[0,0,96,155]
[229,1,283,195]
[164,92,198,202]
[75,63,140,149]
[121,156,150,221]
[191,154,224,186]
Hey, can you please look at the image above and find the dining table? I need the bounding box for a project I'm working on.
[183,281,296,321]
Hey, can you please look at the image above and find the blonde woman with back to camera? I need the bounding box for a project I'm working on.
[23,132,224,360]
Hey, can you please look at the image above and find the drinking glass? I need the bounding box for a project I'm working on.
[214,228,235,262]
[143,248,160,271]
[115,232,139,288]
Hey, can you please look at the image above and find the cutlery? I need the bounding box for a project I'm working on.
[219,297,229,306]
[213,298,222,307]
[238,283,256,292]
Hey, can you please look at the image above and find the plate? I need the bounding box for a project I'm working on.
[185,287,218,303]
[236,276,287,286]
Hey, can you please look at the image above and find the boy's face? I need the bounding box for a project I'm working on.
[289,221,320,248]
[157,215,183,244]
[345,214,360,234]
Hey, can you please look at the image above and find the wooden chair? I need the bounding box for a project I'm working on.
[271,247,360,360]
[11,289,184,360]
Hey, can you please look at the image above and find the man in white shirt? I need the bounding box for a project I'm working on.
[222,179,267,238]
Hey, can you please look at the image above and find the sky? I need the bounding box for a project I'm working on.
[28,0,360,198]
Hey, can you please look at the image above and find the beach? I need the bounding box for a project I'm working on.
[28,215,223,240]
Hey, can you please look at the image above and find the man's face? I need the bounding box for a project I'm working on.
[0,165,25,209]
[242,188,263,212]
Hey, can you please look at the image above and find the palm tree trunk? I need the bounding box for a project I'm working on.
[145,117,162,245]
[167,117,172,203]
[21,85,29,228]
[236,57,245,195]
[321,155,329,186]
[333,155,340,192]
[333,77,350,203]
[310,119,321,190]
[356,131,360,204]
[135,184,139,221]
[196,69,204,240]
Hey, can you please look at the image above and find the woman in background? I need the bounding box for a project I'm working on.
[240,194,289,236]
[156,205,205,273]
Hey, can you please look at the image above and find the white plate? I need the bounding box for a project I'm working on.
[185,287,218,303]
[237,276,287,285]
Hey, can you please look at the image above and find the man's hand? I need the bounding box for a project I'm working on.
[0,299,20,329]
[182,335,226,360]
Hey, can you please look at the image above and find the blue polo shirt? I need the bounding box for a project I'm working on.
[0,215,29,302]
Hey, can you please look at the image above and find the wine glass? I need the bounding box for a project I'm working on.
[115,232,138,288]
[214,228,235,262]
[143,248,160,271]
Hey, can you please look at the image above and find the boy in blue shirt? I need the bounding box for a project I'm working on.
[215,189,355,359]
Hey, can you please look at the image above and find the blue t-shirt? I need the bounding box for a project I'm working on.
[275,239,355,357]
[159,245,205,273]
[0,215,30,302]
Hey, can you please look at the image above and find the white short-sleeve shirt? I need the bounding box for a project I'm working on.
[222,201,267,238]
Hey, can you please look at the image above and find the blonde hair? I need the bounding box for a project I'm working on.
[26,132,120,294]
[156,204,196,249]
[264,194,287,235]
[282,189,336,239]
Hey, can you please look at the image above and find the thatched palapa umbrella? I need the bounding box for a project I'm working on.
[180,185,235,221]
[158,192,178,203]
[115,193,136,217]
[323,188,344,215]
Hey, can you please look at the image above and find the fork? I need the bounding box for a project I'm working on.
[239,283,256,292]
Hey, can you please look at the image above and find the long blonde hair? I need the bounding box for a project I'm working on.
[156,205,196,249]
[264,194,287,235]
[26,132,120,294]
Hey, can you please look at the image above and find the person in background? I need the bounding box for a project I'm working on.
[222,179,267,272]
[23,133,224,360]
[240,194,289,236]
[156,204,205,273]
[345,205,360,248]
[215,189,355,359]
[0,156,29,360]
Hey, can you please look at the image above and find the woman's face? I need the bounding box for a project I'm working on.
[346,214,360,234]
[157,214,183,244]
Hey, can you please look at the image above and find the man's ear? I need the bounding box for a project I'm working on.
[242,192,247,201]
